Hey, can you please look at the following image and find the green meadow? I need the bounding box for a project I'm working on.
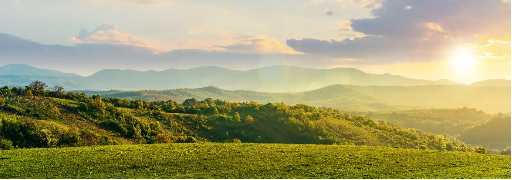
[0,143,509,179]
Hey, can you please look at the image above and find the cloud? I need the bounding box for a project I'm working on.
[71,24,163,51]
[0,33,336,76]
[287,0,511,63]
[210,31,298,54]
[325,10,334,16]
[82,0,170,5]
[187,27,202,35]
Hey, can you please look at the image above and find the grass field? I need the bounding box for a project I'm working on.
[0,143,510,179]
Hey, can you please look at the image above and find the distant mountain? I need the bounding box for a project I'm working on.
[0,75,95,89]
[84,65,460,92]
[471,79,511,87]
[96,85,511,113]
[0,64,463,92]
[0,64,80,77]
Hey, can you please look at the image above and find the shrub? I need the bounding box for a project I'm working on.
[80,129,100,145]
[245,115,254,123]
[155,133,171,143]
[228,139,242,143]
[500,146,511,155]
[175,136,198,143]
[0,139,14,150]
[475,146,489,154]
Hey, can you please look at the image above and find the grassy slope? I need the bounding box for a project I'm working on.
[0,143,509,179]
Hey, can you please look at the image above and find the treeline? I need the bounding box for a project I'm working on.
[0,81,493,154]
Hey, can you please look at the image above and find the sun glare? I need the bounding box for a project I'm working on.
[450,47,479,73]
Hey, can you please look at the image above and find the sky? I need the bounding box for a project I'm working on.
[0,0,510,83]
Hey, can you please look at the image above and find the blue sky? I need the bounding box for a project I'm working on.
[0,0,510,83]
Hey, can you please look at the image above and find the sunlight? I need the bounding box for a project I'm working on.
[450,47,480,73]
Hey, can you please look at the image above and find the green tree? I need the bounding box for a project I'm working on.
[24,89,34,98]
[245,115,254,123]
[233,112,241,122]
[183,98,198,107]
[29,80,47,94]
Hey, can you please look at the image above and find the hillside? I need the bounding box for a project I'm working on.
[351,108,496,136]
[0,75,96,90]
[0,64,460,92]
[0,64,80,77]
[459,116,511,149]
[0,84,482,152]
[471,79,511,87]
[0,143,509,179]
[96,85,511,113]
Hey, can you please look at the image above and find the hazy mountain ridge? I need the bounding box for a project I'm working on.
[0,64,80,77]
[471,79,511,87]
[0,64,471,92]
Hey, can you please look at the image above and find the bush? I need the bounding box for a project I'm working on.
[0,139,14,150]
[475,146,489,154]
[155,133,171,143]
[175,136,198,143]
[227,139,242,143]
[500,146,511,155]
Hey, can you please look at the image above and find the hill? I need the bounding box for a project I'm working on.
[351,108,496,136]
[0,64,80,77]
[459,116,511,149]
[0,143,509,179]
[0,75,96,90]
[0,84,481,152]
[96,85,511,113]
[0,64,460,92]
[471,79,511,87]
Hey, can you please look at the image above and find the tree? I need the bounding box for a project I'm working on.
[245,115,254,123]
[183,98,198,107]
[92,95,106,110]
[29,80,47,93]
[54,86,64,96]
[233,112,241,122]
[24,88,34,98]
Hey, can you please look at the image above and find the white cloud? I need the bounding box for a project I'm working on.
[71,24,163,51]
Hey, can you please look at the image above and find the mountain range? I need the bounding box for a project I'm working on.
[1,64,508,92]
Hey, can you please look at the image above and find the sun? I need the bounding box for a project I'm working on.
[450,47,479,73]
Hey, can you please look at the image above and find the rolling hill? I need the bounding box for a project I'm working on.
[459,116,511,149]
[95,85,511,113]
[0,85,478,152]
[0,64,80,77]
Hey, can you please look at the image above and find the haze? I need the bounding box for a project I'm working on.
[0,0,510,84]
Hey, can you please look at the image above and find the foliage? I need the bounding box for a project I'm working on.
[500,146,511,155]
[352,108,495,136]
[459,116,511,149]
[0,82,488,153]
[0,139,13,150]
